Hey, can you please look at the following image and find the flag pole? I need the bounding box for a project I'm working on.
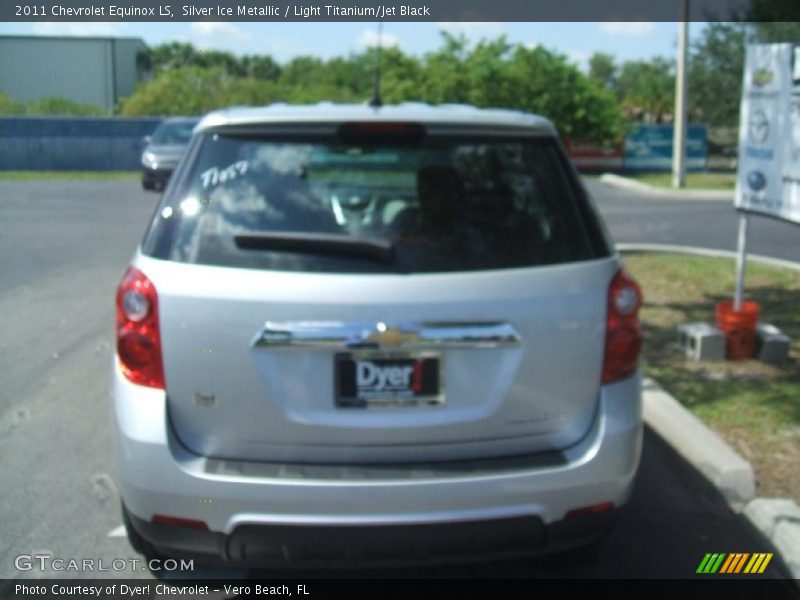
[733,212,749,312]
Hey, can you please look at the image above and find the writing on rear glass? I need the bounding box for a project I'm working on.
[200,160,249,189]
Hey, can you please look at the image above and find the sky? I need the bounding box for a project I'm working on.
[0,21,708,69]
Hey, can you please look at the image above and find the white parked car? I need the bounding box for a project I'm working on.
[112,102,643,567]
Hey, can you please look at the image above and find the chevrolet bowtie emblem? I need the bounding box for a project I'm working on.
[363,327,419,348]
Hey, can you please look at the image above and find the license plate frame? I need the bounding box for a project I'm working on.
[334,351,444,409]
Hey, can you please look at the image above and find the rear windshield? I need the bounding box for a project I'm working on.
[142,131,608,274]
[151,121,196,145]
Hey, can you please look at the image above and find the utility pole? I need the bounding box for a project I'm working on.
[672,0,689,188]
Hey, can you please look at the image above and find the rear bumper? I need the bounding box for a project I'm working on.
[111,360,642,565]
[124,504,618,567]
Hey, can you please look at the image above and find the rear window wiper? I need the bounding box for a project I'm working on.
[234,232,395,264]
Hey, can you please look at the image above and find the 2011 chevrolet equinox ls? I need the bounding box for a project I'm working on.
[111,102,643,567]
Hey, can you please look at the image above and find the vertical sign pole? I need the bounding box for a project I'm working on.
[734,212,749,311]
[672,0,689,188]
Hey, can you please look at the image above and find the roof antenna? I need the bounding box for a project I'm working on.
[368,21,383,108]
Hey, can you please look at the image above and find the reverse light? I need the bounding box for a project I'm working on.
[116,266,164,389]
[613,285,640,315]
[602,268,643,384]
[121,289,149,322]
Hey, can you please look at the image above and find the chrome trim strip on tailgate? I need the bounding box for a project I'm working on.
[252,322,522,350]
[204,448,566,480]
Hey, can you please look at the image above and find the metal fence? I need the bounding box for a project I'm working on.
[0,117,161,170]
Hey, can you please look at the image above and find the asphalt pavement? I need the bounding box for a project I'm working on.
[0,178,797,583]
[585,178,800,263]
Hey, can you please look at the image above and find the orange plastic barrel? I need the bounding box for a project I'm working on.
[715,300,760,360]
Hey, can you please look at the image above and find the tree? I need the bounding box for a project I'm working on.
[137,42,198,73]
[192,49,239,74]
[119,67,283,116]
[277,55,363,103]
[462,37,516,108]
[507,45,623,143]
[750,22,800,44]
[413,34,622,143]
[417,32,471,104]
[688,22,747,127]
[118,35,624,143]
[616,57,675,123]
[588,52,617,91]
[373,47,424,103]
[278,56,327,88]
[137,42,282,80]
[239,54,281,81]
[685,20,800,128]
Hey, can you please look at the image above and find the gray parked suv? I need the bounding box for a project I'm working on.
[112,102,643,567]
[140,117,200,191]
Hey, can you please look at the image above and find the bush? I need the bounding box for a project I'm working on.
[0,91,104,117]
[119,67,285,116]
[0,91,26,115]
[25,97,105,117]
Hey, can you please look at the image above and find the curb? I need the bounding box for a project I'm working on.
[617,243,800,273]
[599,173,733,201]
[642,377,755,504]
[643,378,800,579]
[744,499,800,579]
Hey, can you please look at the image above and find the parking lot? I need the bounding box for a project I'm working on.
[0,178,797,582]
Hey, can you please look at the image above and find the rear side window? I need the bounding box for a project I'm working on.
[143,131,607,273]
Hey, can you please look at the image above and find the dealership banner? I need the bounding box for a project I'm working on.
[623,125,708,172]
[565,128,707,173]
[563,139,623,172]
[736,43,800,225]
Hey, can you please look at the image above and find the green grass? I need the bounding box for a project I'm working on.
[626,172,736,190]
[0,170,139,181]
[624,253,800,501]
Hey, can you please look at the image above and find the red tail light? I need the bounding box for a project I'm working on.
[116,266,164,389]
[602,268,643,384]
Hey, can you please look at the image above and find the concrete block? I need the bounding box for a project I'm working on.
[756,323,791,364]
[677,322,726,362]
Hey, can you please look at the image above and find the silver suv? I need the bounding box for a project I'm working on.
[112,102,643,566]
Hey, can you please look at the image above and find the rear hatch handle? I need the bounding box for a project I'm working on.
[253,321,522,350]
